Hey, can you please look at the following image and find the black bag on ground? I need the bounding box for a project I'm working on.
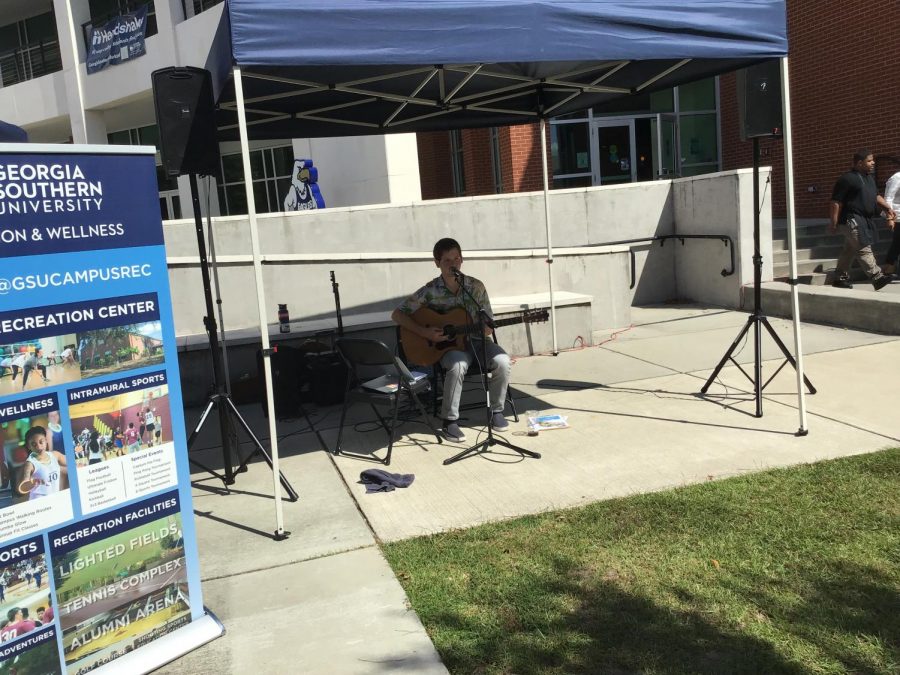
[257,345,346,418]
[307,351,346,406]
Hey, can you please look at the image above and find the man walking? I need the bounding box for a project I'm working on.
[829,149,896,290]
[880,168,900,275]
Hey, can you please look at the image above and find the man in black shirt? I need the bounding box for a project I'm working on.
[829,149,896,289]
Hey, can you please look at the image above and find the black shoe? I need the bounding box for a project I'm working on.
[832,277,853,289]
[490,412,509,431]
[441,420,466,443]
[873,275,893,291]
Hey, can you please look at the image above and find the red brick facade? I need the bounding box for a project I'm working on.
[418,0,900,217]
[418,123,551,198]
[720,0,900,218]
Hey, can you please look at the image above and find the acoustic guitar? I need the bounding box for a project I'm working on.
[400,306,549,365]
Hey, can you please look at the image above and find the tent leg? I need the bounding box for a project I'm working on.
[234,66,291,538]
[540,118,559,355]
[780,57,809,436]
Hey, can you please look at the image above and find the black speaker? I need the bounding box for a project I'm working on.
[737,60,783,141]
[151,67,220,177]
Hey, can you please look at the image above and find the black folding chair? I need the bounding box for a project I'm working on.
[334,338,442,465]
[397,329,519,423]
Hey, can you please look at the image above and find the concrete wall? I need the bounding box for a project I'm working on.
[163,171,763,341]
[673,167,773,310]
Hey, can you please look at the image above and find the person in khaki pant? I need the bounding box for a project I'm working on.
[880,169,900,275]
[829,149,896,290]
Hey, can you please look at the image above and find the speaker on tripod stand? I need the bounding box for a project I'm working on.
[152,67,298,511]
[700,60,815,418]
[737,59,783,141]
[152,67,220,177]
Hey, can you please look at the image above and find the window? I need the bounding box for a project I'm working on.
[676,78,718,175]
[489,127,503,194]
[0,10,62,87]
[549,76,721,186]
[106,124,178,219]
[106,124,160,151]
[191,0,224,17]
[217,146,295,216]
[678,78,716,112]
[450,130,466,197]
[551,121,590,176]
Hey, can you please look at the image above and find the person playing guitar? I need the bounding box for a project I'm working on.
[392,238,511,443]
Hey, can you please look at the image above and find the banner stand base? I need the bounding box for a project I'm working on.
[92,609,225,674]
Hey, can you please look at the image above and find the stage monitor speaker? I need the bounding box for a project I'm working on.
[737,60,783,141]
[152,67,220,177]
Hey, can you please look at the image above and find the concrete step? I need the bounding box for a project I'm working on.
[772,233,843,252]
[772,221,894,247]
[759,279,900,334]
[772,240,891,265]
[771,220,831,239]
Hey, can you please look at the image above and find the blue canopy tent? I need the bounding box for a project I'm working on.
[0,120,28,143]
[207,0,807,534]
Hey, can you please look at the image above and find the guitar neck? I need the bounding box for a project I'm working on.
[453,314,530,336]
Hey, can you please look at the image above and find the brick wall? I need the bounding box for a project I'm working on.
[417,123,553,198]
[721,0,900,218]
[416,131,452,200]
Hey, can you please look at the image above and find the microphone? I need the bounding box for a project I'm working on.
[450,266,463,280]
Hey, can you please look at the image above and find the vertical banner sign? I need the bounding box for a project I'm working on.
[0,145,221,674]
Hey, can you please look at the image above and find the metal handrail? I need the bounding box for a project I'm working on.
[590,234,735,289]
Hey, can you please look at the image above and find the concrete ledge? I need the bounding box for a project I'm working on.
[759,281,900,334]
[176,291,593,405]
[493,291,593,355]
[175,311,393,353]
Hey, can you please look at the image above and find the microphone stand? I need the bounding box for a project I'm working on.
[443,272,540,465]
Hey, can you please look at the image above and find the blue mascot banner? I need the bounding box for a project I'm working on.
[0,144,221,674]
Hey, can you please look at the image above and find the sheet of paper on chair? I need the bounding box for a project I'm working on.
[361,371,428,393]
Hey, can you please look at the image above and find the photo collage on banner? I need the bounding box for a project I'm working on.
[0,145,214,673]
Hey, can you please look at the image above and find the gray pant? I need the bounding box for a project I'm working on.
[439,340,511,421]
[837,219,881,280]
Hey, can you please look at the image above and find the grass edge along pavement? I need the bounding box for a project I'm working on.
[383,449,900,675]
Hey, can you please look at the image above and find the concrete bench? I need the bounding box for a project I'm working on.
[174,292,592,405]
[491,291,593,356]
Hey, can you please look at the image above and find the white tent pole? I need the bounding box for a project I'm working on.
[234,66,288,534]
[539,118,559,354]
[780,57,808,435]
[62,0,88,142]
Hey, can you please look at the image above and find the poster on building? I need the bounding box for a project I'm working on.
[86,5,149,75]
[0,144,221,673]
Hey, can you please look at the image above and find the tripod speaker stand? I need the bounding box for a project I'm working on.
[183,173,299,502]
[700,138,815,419]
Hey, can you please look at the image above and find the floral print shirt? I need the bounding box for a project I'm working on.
[396,274,494,322]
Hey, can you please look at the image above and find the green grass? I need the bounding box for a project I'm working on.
[383,449,900,674]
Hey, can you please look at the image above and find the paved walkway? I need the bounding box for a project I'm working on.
[156,305,900,674]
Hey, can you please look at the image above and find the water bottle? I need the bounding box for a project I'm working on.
[278,304,290,333]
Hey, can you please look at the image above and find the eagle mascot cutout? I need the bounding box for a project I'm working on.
[284,158,326,211]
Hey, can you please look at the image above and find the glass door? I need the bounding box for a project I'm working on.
[651,113,680,179]
[593,120,635,185]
